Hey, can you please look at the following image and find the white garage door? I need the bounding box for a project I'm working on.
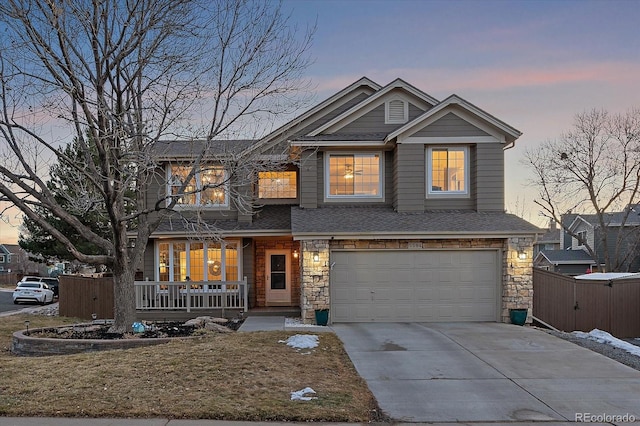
[330,250,499,322]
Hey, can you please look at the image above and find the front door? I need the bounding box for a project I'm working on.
[265,250,291,305]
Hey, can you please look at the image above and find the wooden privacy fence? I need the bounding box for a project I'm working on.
[0,272,22,286]
[533,269,640,338]
[58,275,114,320]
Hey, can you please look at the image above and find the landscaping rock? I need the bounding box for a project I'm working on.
[205,322,233,333]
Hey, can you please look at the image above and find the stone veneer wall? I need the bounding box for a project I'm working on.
[254,239,300,307]
[300,237,534,324]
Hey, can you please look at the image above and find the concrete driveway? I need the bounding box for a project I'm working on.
[332,322,640,423]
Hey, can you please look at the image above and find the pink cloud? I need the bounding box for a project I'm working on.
[311,62,640,99]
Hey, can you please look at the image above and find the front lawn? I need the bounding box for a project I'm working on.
[0,314,382,421]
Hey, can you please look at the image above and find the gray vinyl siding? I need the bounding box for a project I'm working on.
[299,150,318,208]
[412,112,490,137]
[142,240,155,281]
[337,103,425,134]
[394,144,425,212]
[475,143,504,211]
[297,93,371,136]
[242,238,255,307]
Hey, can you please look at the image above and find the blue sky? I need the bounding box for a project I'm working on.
[1,0,639,243]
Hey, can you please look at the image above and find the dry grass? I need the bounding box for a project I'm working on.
[0,314,381,421]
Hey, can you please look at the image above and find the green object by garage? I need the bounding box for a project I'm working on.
[509,308,528,326]
[315,309,329,326]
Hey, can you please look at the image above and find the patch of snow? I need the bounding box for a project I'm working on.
[279,334,319,349]
[573,329,640,357]
[575,272,640,280]
[290,387,317,401]
[285,317,325,327]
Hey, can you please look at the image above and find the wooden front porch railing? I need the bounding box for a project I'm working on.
[134,277,248,314]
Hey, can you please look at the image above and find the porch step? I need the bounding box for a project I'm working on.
[247,307,301,317]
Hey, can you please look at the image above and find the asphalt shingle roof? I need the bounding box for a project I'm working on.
[153,205,292,235]
[151,139,256,159]
[292,132,388,142]
[291,206,541,236]
[538,249,596,264]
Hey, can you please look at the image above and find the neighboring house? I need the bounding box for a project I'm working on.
[0,244,49,276]
[138,77,540,323]
[0,244,10,272]
[559,208,640,272]
[534,249,596,276]
[533,220,561,257]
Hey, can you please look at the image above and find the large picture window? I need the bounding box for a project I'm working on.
[258,171,297,199]
[427,147,468,196]
[157,240,239,282]
[168,165,227,207]
[326,153,382,198]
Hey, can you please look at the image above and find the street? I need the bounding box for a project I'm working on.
[0,289,20,314]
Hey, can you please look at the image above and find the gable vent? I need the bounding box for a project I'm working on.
[386,99,407,124]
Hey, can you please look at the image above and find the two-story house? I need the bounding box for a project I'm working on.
[138,77,540,324]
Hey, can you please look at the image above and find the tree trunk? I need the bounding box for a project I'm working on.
[110,259,137,333]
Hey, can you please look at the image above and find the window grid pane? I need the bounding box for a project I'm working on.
[258,171,297,198]
[200,167,226,205]
[329,154,380,196]
[431,148,466,193]
[189,243,204,282]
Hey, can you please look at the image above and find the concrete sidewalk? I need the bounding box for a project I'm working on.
[0,418,616,425]
[237,316,333,332]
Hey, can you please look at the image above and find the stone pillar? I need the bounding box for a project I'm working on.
[300,239,330,323]
[502,236,534,323]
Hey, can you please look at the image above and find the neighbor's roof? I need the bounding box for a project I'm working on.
[575,272,640,281]
[291,206,541,239]
[535,249,596,265]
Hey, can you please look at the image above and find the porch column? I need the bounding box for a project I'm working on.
[503,236,534,323]
[301,239,330,324]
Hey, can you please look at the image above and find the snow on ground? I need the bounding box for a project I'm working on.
[573,329,640,357]
[285,317,326,328]
[279,334,319,349]
[290,387,317,401]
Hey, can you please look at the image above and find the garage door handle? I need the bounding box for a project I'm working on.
[371,290,375,293]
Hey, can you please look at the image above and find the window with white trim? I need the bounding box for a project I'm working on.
[326,153,382,198]
[385,99,408,124]
[167,164,228,207]
[575,230,587,247]
[0,255,4,263]
[427,146,469,196]
[157,240,239,282]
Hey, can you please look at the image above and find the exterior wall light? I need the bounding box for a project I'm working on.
[293,250,299,259]
[518,251,527,260]
[313,252,320,262]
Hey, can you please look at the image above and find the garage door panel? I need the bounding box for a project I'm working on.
[331,250,499,323]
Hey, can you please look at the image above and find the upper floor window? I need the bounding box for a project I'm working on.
[427,146,469,196]
[326,153,382,198]
[258,171,297,199]
[168,165,228,207]
[0,255,4,263]
[385,98,408,124]
[575,230,587,246]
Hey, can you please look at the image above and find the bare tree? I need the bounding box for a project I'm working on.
[524,108,640,271]
[0,0,313,332]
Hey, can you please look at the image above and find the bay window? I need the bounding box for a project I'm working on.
[157,240,239,282]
